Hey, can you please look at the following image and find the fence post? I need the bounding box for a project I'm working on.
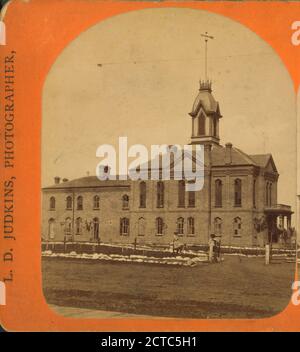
[265,244,270,265]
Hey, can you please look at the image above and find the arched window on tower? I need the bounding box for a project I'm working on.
[234,179,242,207]
[157,181,164,208]
[215,179,222,207]
[269,183,272,206]
[139,181,146,208]
[213,117,217,137]
[178,180,185,207]
[198,113,205,135]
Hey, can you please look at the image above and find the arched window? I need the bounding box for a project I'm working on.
[213,117,217,137]
[138,217,146,236]
[48,218,55,239]
[265,182,269,206]
[122,194,129,209]
[234,179,242,207]
[93,195,100,209]
[188,190,195,207]
[66,196,72,210]
[177,217,184,235]
[215,179,222,207]
[198,113,205,135]
[269,183,272,206]
[233,217,242,237]
[157,181,164,208]
[49,196,56,210]
[93,217,99,240]
[187,217,195,235]
[214,217,222,237]
[120,218,129,236]
[178,180,185,207]
[75,217,82,235]
[139,181,146,208]
[253,179,256,208]
[64,217,72,235]
[156,217,164,235]
[77,196,83,210]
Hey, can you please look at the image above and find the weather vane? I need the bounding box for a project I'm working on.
[200,32,214,80]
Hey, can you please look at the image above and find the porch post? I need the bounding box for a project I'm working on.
[279,215,283,229]
[265,244,270,265]
[287,214,291,228]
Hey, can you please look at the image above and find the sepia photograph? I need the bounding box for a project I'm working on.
[41,8,297,319]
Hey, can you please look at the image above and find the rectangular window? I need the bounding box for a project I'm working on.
[188,191,195,207]
[178,181,185,207]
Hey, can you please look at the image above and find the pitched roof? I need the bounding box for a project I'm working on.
[249,154,272,168]
[210,145,258,166]
[43,176,130,190]
[249,153,278,173]
[43,149,277,190]
[131,144,272,169]
[189,89,221,117]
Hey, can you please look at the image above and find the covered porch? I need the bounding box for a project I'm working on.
[264,204,294,247]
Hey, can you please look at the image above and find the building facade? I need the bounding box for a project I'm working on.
[42,81,293,247]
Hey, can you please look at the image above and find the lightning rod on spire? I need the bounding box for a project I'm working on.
[200,32,214,81]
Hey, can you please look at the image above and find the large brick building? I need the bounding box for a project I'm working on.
[42,81,293,247]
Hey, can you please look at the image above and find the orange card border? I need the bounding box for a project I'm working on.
[0,0,299,331]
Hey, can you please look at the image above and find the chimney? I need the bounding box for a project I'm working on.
[225,143,232,164]
[97,165,111,180]
[54,176,60,184]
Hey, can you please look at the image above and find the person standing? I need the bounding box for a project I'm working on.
[208,233,216,262]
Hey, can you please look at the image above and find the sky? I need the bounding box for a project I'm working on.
[42,7,297,214]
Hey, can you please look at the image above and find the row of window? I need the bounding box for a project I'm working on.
[215,179,273,208]
[139,181,196,208]
[49,194,129,211]
[141,179,243,209]
[214,217,242,237]
[214,179,242,207]
[48,216,242,237]
[49,177,269,211]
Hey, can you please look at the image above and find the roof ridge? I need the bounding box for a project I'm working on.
[232,147,257,165]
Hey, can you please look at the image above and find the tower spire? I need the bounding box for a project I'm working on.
[189,32,221,146]
[200,32,214,81]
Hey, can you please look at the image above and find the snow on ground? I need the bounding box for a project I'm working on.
[42,250,208,266]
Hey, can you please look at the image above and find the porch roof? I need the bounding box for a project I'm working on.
[264,204,293,215]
